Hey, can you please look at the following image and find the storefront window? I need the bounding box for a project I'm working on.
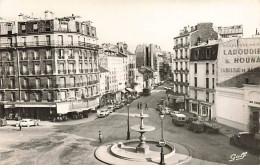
[192,103,197,112]
[202,106,208,116]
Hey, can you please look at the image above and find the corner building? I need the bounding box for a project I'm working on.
[0,11,100,120]
[172,23,218,111]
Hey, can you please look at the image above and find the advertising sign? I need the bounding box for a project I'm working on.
[218,38,260,84]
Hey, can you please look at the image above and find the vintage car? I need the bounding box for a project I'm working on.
[172,113,186,126]
[170,111,180,117]
[97,109,110,118]
[186,121,204,133]
[108,105,116,113]
[203,122,221,134]
[18,119,40,127]
[230,132,260,154]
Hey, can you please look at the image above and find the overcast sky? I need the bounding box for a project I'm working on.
[0,0,260,52]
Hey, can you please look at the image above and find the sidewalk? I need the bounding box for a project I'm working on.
[38,112,98,127]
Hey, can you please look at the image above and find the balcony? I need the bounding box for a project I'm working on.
[87,80,99,85]
[58,56,65,59]
[0,41,99,50]
[33,70,41,75]
[58,70,66,74]
[45,70,53,75]
[21,71,29,75]
[68,56,75,59]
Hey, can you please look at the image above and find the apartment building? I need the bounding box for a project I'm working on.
[99,66,109,107]
[172,23,218,111]
[0,11,100,120]
[217,25,243,38]
[99,43,128,103]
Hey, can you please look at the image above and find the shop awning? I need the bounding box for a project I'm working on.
[126,88,135,92]
[4,104,15,108]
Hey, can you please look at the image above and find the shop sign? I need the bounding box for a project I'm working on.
[218,38,260,83]
[249,100,260,106]
[176,96,184,103]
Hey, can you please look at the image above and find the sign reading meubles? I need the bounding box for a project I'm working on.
[218,38,260,83]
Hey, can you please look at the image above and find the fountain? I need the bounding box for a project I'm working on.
[130,110,155,154]
[94,109,191,165]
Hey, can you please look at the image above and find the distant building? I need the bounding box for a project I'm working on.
[172,23,218,111]
[99,43,128,103]
[215,37,260,132]
[99,66,109,107]
[217,25,243,38]
[0,11,100,121]
[135,44,162,88]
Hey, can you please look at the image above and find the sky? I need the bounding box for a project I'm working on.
[0,0,260,53]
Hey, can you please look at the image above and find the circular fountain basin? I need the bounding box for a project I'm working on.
[131,125,155,132]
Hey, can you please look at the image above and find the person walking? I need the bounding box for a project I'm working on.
[145,103,148,110]
[137,102,139,109]
[18,121,22,131]
[99,130,103,143]
[140,102,142,109]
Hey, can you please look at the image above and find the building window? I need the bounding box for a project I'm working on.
[58,49,64,59]
[212,78,215,89]
[58,35,63,45]
[23,78,29,89]
[192,103,197,112]
[69,35,73,46]
[60,77,66,88]
[70,77,75,87]
[48,92,54,101]
[206,48,210,59]
[8,38,12,47]
[206,92,209,102]
[194,90,197,99]
[0,78,2,88]
[11,92,15,101]
[22,37,26,46]
[0,92,4,101]
[195,50,199,59]
[35,78,41,89]
[212,64,215,75]
[206,63,209,74]
[34,64,40,74]
[180,49,183,58]
[10,78,15,89]
[45,21,51,31]
[194,77,197,87]
[46,64,52,74]
[21,24,26,33]
[194,63,197,73]
[46,35,51,45]
[206,78,209,88]
[202,106,208,116]
[24,92,30,101]
[47,78,52,88]
[33,23,38,32]
[212,93,215,103]
[46,50,51,59]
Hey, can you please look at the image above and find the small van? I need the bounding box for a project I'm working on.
[172,113,186,126]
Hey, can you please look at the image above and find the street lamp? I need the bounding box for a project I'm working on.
[158,111,166,165]
[127,103,130,140]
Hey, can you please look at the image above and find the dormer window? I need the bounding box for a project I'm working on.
[33,23,38,32]
[195,50,199,60]
[206,48,210,59]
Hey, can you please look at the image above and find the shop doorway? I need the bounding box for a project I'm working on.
[250,107,260,133]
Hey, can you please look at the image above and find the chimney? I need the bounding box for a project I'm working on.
[18,13,24,21]
[256,28,258,35]
[45,10,54,19]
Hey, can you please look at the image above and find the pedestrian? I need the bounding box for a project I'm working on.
[99,130,103,143]
[18,121,22,131]
[140,102,142,109]
[145,103,148,110]
[137,102,139,109]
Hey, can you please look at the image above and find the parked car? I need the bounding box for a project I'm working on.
[18,119,39,127]
[170,111,180,117]
[230,132,260,154]
[203,122,221,134]
[0,118,7,127]
[172,114,186,126]
[186,121,204,133]
[97,109,110,118]
[142,88,151,96]
[108,105,115,113]
[164,107,171,115]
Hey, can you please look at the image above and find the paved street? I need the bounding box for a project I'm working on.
[0,85,259,165]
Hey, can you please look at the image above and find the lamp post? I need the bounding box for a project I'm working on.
[127,103,130,140]
[159,111,165,165]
